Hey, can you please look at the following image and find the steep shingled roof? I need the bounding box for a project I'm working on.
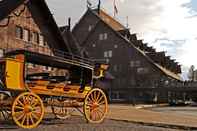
[78,9,182,80]
[92,9,126,31]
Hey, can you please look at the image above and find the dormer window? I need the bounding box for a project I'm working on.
[99,33,108,40]
[104,33,108,40]
[32,32,39,44]
[88,25,92,31]
[39,34,44,46]
[15,26,23,39]
[23,28,30,42]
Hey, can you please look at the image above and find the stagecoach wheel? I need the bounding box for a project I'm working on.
[12,92,44,129]
[83,88,108,123]
[51,100,74,119]
[0,110,10,121]
[0,92,11,121]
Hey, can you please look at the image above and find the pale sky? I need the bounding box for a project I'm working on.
[46,0,197,79]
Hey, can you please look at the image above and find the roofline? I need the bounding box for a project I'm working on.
[34,0,70,53]
[80,9,182,81]
[72,8,91,34]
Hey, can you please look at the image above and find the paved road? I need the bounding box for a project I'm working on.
[0,115,179,131]
[150,106,197,117]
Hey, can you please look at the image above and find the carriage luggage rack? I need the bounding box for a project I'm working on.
[4,48,96,68]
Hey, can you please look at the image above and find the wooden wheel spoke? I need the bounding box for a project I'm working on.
[31,112,40,120]
[95,110,102,120]
[26,94,31,105]
[21,114,27,125]
[97,95,104,104]
[16,112,25,121]
[90,110,96,121]
[17,99,24,107]
[32,99,39,108]
[93,91,97,101]
[90,93,94,102]
[86,103,93,107]
[30,96,36,105]
[96,91,101,101]
[94,110,101,121]
[98,100,106,105]
[96,108,105,116]
[29,114,35,124]
[15,105,24,110]
[87,98,94,104]
[14,110,23,115]
[22,96,27,105]
[26,114,30,126]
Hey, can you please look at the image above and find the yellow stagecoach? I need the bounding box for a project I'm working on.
[0,49,109,129]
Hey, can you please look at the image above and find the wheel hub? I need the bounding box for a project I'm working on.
[24,105,32,113]
[92,102,99,109]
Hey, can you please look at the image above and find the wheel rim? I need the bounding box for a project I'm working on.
[84,88,108,123]
[51,99,74,119]
[12,92,44,129]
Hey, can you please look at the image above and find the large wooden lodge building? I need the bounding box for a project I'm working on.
[72,8,182,103]
[0,1,184,103]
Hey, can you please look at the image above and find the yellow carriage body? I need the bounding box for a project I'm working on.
[5,55,25,91]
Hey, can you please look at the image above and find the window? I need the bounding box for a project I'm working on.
[130,61,135,67]
[27,63,33,68]
[108,50,112,58]
[99,34,103,40]
[130,60,141,67]
[39,34,44,46]
[15,26,23,39]
[104,50,113,58]
[45,66,51,71]
[0,49,4,57]
[45,66,48,70]
[104,51,108,58]
[92,44,96,47]
[23,28,30,42]
[99,33,108,40]
[135,60,141,67]
[113,65,118,72]
[43,41,47,46]
[137,67,149,74]
[106,58,109,63]
[104,33,108,40]
[88,25,92,31]
[32,32,39,43]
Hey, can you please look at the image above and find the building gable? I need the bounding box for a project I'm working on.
[72,9,101,45]
[0,0,69,55]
